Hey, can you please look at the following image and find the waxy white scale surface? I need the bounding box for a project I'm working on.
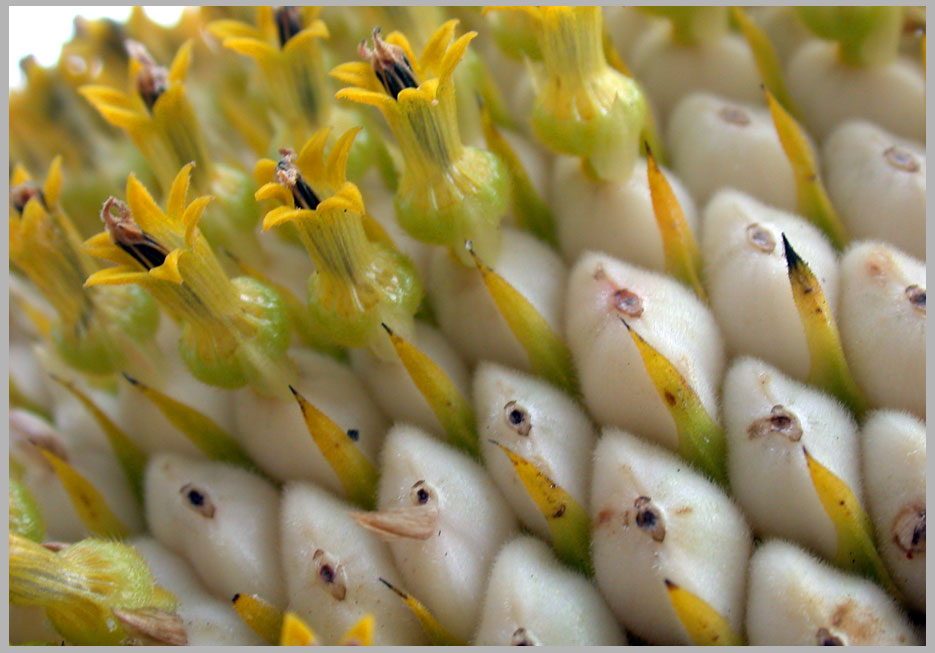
[590,429,752,644]
[375,424,519,642]
[722,357,859,559]
[702,189,838,381]
[566,252,724,451]
[746,539,920,645]
[144,453,286,606]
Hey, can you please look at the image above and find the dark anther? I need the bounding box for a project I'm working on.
[101,197,170,270]
[10,183,46,213]
[180,483,216,518]
[347,428,360,441]
[511,628,540,646]
[312,549,347,600]
[612,288,644,318]
[274,6,304,47]
[893,505,925,559]
[412,480,432,505]
[319,564,335,583]
[275,148,320,210]
[747,405,803,442]
[358,27,419,99]
[125,40,168,111]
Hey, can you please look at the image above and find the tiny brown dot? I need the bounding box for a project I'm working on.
[552,505,566,519]
[718,105,751,126]
[816,628,844,645]
[748,405,803,441]
[663,391,676,406]
[905,285,925,312]
[634,496,665,542]
[884,146,920,173]
[745,223,776,253]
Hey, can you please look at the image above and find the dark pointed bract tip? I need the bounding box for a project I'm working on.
[380,322,393,335]
[378,577,405,598]
[644,141,653,158]
[619,317,631,331]
[288,384,299,397]
[781,232,801,270]
[122,372,139,386]
[664,578,676,589]
[487,438,501,447]
[231,593,241,603]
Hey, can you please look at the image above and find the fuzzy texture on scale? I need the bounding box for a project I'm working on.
[280,482,427,645]
[590,429,752,645]
[473,536,626,645]
[838,241,926,419]
[823,120,926,260]
[721,357,859,559]
[373,424,519,642]
[233,347,388,492]
[701,189,839,381]
[474,362,595,540]
[668,93,797,212]
[566,252,724,451]
[745,540,920,645]
[860,411,926,611]
[428,226,567,371]
[129,536,265,645]
[144,453,286,607]
[552,155,698,274]
[350,321,471,438]
[629,25,761,131]
[786,41,925,142]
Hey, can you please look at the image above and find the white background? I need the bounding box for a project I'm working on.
[9,6,187,88]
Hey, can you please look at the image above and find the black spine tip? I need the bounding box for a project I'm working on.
[288,384,299,397]
[663,578,676,589]
[619,317,631,331]
[487,438,501,447]
[231,593,241,603]
[380,322,393,335]
[122,372,139,386]
[644,141,653,158]
[377,577,392,589]
[781,233,800,270]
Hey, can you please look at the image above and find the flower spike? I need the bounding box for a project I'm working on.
[332,20,510,266]
[256,127,423,359]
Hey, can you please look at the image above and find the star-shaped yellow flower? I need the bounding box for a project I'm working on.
[331,19,509,266]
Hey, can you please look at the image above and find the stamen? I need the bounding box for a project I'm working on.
[274,6,304,47]
[358,27,418,99]
[125,39,169,110]
[10,182,46,213]
[275,148,320,210]
[100,197,170,270]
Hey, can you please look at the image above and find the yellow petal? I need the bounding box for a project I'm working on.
[231,592,283,644]
[782,235,866,417]
[732,7,798,119]
[43,156,64,208]
[181,195,214,246]
[384,324,478,457]
[253,159,278,187]
[289,385,379,510]
[334,87,399,114]
[329,61,384,93]
[221,37,278,62]
[149,249,185,284]
[207,19,263,43]
[262,206,307,231]
[469,247,579,397]
[279,612,318,646]
[125,174,166,233]
[420,19,460,74]
[10,164,32,186]
[323,127,362,189]
[122,374,258,470]
[804,447,901,598]
[49,374,147,504]
[168,40,193,85]
[167,163,194,219]
[38,448,130,539]
[666,579,745,646]
[82,232,124,262]
[622,320,728,486]
[438,31,477,82]
[646,149,706,301]
[339,614,374,646]
[296,126,332,182]
[489,440,593,575]
[254,182,294,206]
[282,21,330,54]
[78,85,141,113]
[84,266,148,288]
[378,578,463,646]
